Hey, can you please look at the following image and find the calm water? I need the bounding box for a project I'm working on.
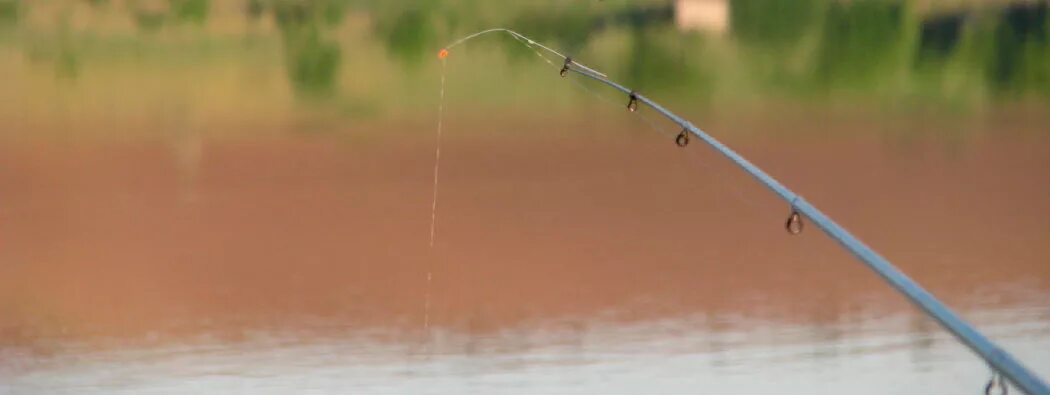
[1,1,1049,394]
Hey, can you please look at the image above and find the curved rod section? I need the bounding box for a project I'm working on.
[438,29,1049,395]
[565,65,1048,395]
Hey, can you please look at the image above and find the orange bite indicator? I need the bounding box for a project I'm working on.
[438,49,449,59]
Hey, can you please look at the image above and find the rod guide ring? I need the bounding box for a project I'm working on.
[675,129,690,147]
[985,372,1008,395]
[560,57,572,77]
[627,92,639,112]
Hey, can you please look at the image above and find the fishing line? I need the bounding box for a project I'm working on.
[423,57,447,335]
[430,60,446,251]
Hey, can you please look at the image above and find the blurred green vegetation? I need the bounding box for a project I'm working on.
[170,0,209,24]
[377,7,436,69]
[270,1,343,97]
[730,0,821,50]
[985,3,1050,97]
[0,0,18,28]
[85,0,110,8]
[816,1,914,92]
[1,0,1047,123]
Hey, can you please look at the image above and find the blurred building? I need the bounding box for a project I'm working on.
[675,0,728,34]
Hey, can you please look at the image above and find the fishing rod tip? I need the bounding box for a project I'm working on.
[438,49,449,59]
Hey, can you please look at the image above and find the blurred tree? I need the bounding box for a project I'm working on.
[814,1,914,92]
[274,1,342,97]
[908,11,985,109]
[170,0,209,24]
[270,0,348,28]
[85,0,109,9]
[131,0,167,33]
[56,18,79,81]
[246,0,265,20]
[379,7,435,70]
[624,27,710,97]
[321,0,346,27]
[625,27,680,92]
[0,0,18,27]
[986,2,1049,97]
[916,14,964,64]
[730,0,821,51]
[287,31,341,96]
[511,8,593,55]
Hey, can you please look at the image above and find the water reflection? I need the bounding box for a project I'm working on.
[2,307,1047,394]
[0,114,1047,392]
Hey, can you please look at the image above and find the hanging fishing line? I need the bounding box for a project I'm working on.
[430,60,446,251]
[423,57,447,335]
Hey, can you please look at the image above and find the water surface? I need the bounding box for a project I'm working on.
[1,1,1048,393]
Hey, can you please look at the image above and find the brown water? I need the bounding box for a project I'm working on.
[1,108,1048,393]
[2,2,1050,392]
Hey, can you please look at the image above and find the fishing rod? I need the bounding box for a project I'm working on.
[437,29,1049,395]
